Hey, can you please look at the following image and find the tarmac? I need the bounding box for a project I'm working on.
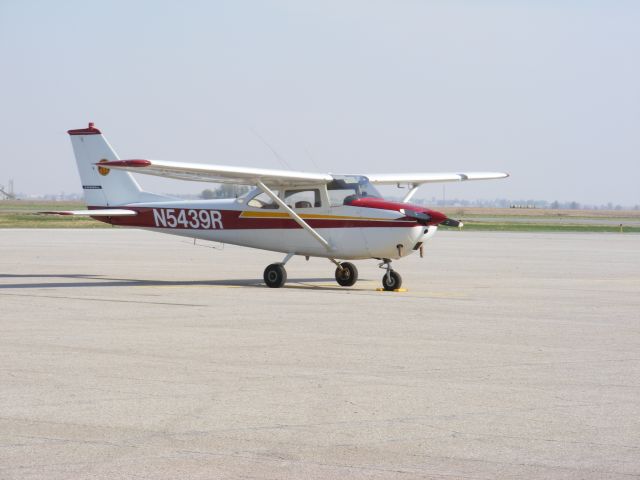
[1,229,639,479]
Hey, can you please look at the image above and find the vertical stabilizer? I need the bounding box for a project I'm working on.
[68,123,143,206]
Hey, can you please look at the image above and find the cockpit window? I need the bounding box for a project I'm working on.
[284,189,321,209]
[327,175,382,206]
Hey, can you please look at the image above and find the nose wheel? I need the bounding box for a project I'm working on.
[379,259,402,291]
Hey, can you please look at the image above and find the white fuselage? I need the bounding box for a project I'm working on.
[108,196,436,260]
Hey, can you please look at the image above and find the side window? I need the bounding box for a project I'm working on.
[246,190,280,209]
[284,189,321,209]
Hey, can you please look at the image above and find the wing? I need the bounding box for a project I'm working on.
[366,172,509,185]
[98,160,333,187]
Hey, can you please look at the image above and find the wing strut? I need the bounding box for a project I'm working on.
[402,184,420,203]
[256,181,332,252]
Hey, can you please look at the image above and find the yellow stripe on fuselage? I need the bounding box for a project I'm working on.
[239,211,407,222]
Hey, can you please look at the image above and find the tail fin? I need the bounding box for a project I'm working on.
[68,123,143,207]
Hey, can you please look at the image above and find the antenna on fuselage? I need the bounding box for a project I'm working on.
[249,127,293,170]
[304,147,322,172]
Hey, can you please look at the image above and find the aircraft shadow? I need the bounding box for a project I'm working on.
[0,273,358,291]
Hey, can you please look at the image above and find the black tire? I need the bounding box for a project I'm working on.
[335,262,358,287]
[264,263,287,288]
[382,270,402,291]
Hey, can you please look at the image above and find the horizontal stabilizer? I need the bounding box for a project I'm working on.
[40,209,138,217]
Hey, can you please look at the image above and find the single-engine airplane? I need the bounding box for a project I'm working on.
[46,123,508,290]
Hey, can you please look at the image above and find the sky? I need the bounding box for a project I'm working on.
[0,0,638,205]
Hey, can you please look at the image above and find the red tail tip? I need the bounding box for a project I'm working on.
[68,123,102,135]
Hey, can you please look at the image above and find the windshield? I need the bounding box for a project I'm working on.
[244,187,280,209]
[327,175,382,206]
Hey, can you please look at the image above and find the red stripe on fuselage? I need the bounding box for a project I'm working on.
[88,207,416,230]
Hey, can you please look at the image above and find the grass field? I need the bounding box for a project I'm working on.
[1,200,639,233]
[436,207,640,233]
[442,222,639,233]
[0,201,109,228]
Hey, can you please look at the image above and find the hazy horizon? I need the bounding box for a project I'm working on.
[1,1,638,206]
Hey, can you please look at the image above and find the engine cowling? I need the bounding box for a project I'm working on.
[345,197,459,227]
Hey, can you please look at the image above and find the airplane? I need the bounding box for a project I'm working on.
[46,123,508,290]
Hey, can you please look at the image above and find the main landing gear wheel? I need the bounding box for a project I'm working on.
[335,262,358,287]
[264,263,287,288]
[382,270,402,291]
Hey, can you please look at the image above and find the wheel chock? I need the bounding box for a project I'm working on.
[375,288,408,292]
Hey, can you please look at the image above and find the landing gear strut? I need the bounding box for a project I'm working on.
[379,259,402,291]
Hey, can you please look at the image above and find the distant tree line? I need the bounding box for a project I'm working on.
[201,184,250,199]
[407,197,638,211]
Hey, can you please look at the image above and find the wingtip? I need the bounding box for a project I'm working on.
[96,159,152,168]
